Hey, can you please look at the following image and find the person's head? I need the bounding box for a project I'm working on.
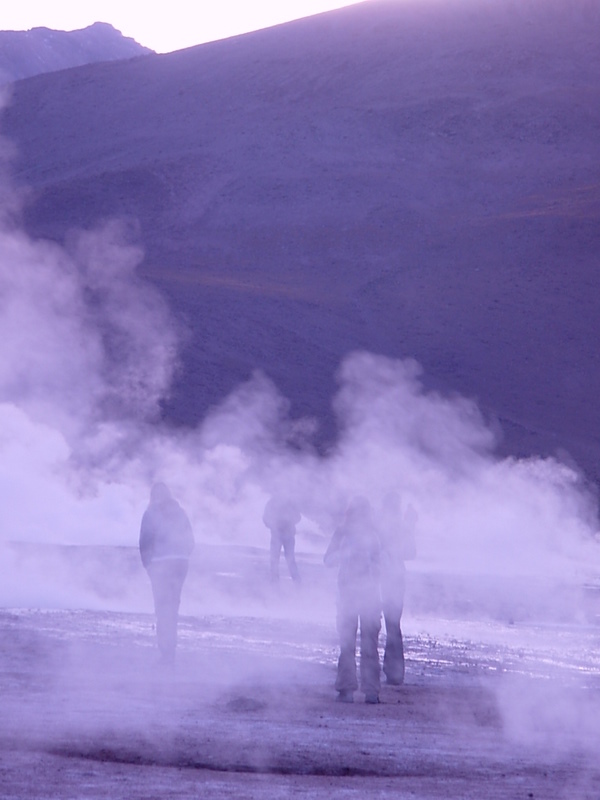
[345,495,372,526]
[382,490,401,516]
[150,482,171,504]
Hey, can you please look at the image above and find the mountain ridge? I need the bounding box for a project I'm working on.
[0,21,152,84]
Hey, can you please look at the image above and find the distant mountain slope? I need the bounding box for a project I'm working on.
[2,0,600,480]
[0,22,152,84]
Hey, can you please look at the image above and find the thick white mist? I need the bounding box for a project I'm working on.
[0,90,598,620]
[329,352,598,580]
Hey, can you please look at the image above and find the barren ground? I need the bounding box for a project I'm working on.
[2,546,599,799]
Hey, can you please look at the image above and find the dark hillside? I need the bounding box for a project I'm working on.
[2,0,600,478]
[0,22,152,84]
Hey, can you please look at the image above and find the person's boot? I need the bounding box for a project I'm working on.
[385,674,404,686]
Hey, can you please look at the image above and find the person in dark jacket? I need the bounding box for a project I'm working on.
[263,495,302,582]
[324,496,381,704]
[379,492,417,685]
[139,482,194,663]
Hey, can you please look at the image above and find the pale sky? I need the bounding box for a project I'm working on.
[0,1,369,54]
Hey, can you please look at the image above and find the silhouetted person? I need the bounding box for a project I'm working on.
[263,495,301,582]
[139,483,194,663]
[379,493,417,685]
[324,497,381,704]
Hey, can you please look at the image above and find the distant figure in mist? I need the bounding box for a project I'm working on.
[139,483,194,664]
[324,497,381,704]
[379,492,417,686]
[263,495,302,583]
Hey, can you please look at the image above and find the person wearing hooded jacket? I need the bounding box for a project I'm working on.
[139,482,194,663]
[324,497,381,704]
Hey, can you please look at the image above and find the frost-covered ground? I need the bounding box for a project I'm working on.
[1,544,599,799]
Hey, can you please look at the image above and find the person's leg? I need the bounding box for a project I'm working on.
[270,533,282,581]
[335,607,359,700]
[359,610,382,701]
[383,604,405,685]
[149,562,171,659]
[149,560,188,662]
[281,533,300,582]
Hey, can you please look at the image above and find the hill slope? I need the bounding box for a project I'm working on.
[2,0,600,478]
